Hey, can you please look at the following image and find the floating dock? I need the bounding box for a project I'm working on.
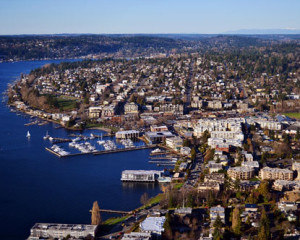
[46,144,157,158]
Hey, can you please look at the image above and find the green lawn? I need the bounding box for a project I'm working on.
[137,193,163,211]
[283,112,300,119]
[57,96,78,111]
[103,216,128,226]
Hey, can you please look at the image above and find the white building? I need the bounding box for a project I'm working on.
[259,167,293,181]
[140,217,166,236]
[210,206,225,223]
[28,223,98,239]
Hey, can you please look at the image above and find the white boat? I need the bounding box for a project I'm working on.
[43,131,49,140]
[151,148,163,154]
[97,140,105,145]
[49,137,53,141]
[157,177,172,183]
[26,131,31,138]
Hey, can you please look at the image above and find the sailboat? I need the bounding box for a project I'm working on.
[26,131,31,138]
[43,131,49,140]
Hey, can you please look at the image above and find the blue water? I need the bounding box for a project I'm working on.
[0,60,162,240]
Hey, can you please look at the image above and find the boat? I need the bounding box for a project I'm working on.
[43,131,49,140]
[97,140,105,145]
[26,131,31,138]
[151,148,165,154]
[157,177,172,183]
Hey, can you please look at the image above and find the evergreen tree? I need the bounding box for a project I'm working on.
[232,207,242,235]
[258,207,270,240]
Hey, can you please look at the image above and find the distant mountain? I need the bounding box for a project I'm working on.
[223,29,300,34]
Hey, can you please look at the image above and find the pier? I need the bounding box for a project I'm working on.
[46,144,157,158]
[148,161,176,165]
[99,209,131,215]
[52,138,72,144]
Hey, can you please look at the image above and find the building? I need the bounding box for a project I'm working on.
[28,223,98,239]
[259,167,293,181]
[124,102,139,114]
[174,207,193,215]
[204,173,225,184]
[242,161,259,169]
[208,100,222,110]
[140,217,166,236]
[159,104,184,115]
[210,206,225,224]
[121,170,163,182]
[181,146,191,156]
[116,130,140,139]
[227,166,255,180]
[150,125,168,132]
[145,131,174,144]
[166,136,183,151]
[273,180,300,191]
[198,182,220,191]
[122,232,151,240]
[207,161,223,173]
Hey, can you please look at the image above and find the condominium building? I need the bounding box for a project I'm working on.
[166,136,183,151]
[259,167,293,181]
[28,223,98,239]
[227,166,255,180]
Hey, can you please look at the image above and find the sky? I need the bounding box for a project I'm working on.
[0,0,299,35]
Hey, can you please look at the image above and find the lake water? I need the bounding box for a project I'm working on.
[0,60,162,240]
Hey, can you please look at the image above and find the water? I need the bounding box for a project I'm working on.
[0,60,162,240]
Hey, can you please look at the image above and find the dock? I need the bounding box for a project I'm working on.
[148,161,176,165]
[52,138,72,144]
[46,144,157,158]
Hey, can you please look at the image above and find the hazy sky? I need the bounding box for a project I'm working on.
[0,0,299,34]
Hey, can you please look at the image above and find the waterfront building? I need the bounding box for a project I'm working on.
[121,170,163,182]
[227,166,255,180]
[140,217,166,236]
[165,136,183,151]
[145,131,174,144]
[116,130,140,139]
[27,223,98,239]
[259,167,293,181]
[122,232,151,240]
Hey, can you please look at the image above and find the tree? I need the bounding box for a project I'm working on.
[232,207,242,235]
[191,147,196,161]
[213,215,223,240]
[140,192,149,206]
[258,207,270,240]
[296,128,300,141]
[258,180,271,202]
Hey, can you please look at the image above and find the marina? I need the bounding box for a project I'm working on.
[0,60,165,240]
[46,144,157,158]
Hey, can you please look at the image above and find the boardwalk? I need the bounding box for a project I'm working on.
[46,144,157,158]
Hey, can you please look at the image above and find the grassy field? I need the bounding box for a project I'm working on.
[283,112,300,119]
[103,215,128,226]
[57,95,78,111]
